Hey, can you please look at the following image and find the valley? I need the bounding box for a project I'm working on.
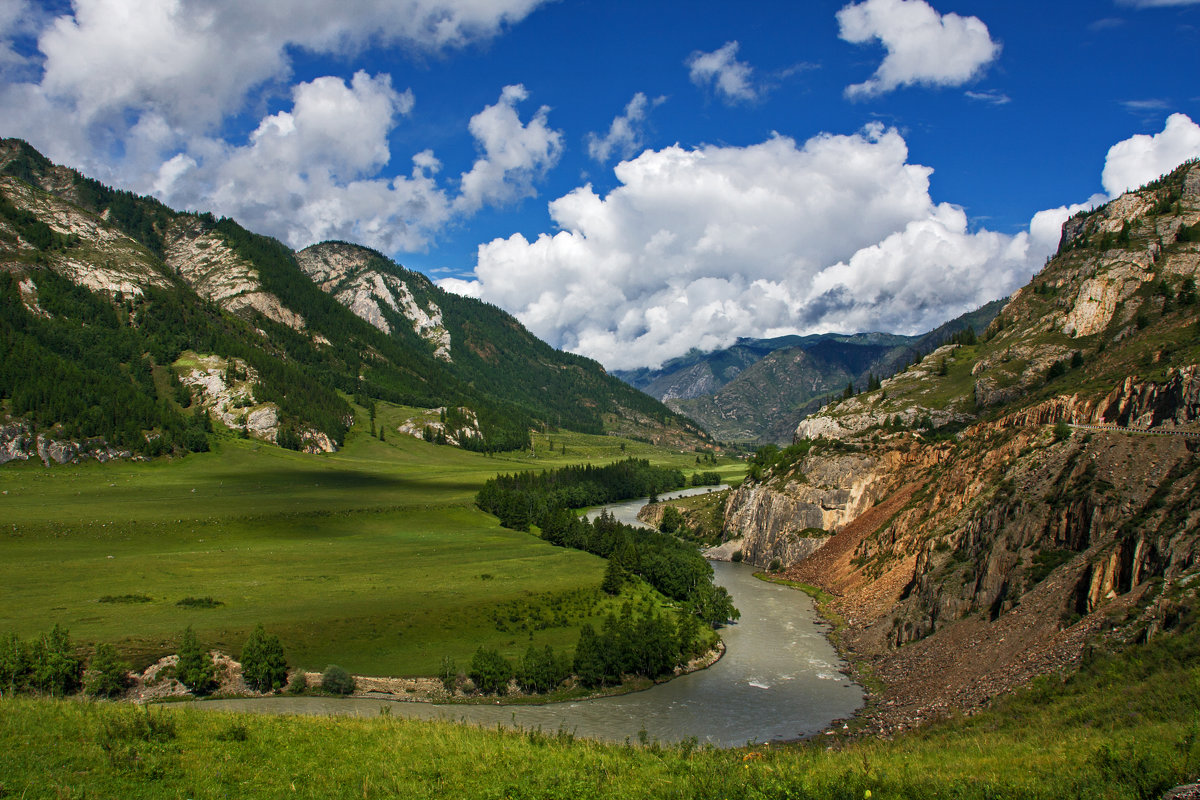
[0,405,732,677]
[2,141,1200,800]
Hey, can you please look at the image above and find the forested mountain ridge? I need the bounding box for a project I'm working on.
[0,138,706,463]
[618,302,1003,444]
[718,159,1200,735]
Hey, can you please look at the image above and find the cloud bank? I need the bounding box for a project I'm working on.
[442,113,1200,371]
[442,124,1038,370]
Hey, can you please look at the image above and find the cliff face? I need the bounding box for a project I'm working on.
[295,242,452,361]
[722,160,1200,735]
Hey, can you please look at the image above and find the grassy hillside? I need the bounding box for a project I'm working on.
[0,403,731,676]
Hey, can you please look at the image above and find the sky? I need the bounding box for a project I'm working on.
[2,0,1200,370]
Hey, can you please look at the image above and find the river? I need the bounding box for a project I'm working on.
[196,488,864,747]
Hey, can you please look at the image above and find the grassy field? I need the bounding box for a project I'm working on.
[1,608,1197,799]
[0,401,741,674]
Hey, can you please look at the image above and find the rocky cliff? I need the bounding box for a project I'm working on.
[295,242,452,361]
[722,159,1200,735]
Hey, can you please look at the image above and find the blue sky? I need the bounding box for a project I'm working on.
[3,0,1200,368]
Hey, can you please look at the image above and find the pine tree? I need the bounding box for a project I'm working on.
[573,624,605,688]
[175,625,217,695]
[601,558,625,595]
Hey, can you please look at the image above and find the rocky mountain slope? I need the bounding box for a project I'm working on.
[618,304,1002,444]
[0,138,706,463]
[717,159,1200,734]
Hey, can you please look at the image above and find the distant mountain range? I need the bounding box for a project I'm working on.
[0,139,706,463]
[614,302,1004,444]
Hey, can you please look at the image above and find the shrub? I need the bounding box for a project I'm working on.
[320,664,355,695]
[285,670,308,695]
[659,506,684,534]
[768,558,783,573]
[0,631,29,692]
[85,643,131,699]
[240,624,288,693]
[468,647,513,695]
[731,550,743,563]
[175,626,217,695]
[1054,421,1072,442]
[176,596,223,608]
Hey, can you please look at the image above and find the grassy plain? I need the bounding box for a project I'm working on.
[0,401,738,675]
[2,609,1198,798]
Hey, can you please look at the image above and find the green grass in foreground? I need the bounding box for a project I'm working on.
[2,609,1198,799]
[0,400,739,674]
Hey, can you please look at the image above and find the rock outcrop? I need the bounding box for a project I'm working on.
[397,407,482,447]
[177,353,335,453]
[0,421,134,466]
[164,218,305,330]
[296,242,452,361]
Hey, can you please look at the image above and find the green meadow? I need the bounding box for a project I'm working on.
[0,401,732,675]
[2,607,1198,799]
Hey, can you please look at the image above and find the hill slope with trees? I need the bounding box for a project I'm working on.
[0,138,706,461]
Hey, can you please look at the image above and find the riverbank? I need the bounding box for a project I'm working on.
[127,640,727,709]
[750,571,887,741]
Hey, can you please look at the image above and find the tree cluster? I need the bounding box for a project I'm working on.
[0,624,84,696]
[476,458,686,531]
[572,604,703,688]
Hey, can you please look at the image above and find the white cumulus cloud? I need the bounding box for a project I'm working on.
[155,71,451,253]
[442,124,1043,370]
[31,0,549,133]
[586,93,664,163]
[837,0,1000,98]
[453,84,564,215]
[1101,112,1200,196]
[686,41,760,104]
[0,0,550,206]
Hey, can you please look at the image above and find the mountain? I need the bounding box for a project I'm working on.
[0,139,707,464]
[617,303,1003,444]
[716,158,1200,735]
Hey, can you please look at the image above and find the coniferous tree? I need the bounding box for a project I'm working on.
[601,558,625,595]
[175,625,217,695]
[573,624,605,688]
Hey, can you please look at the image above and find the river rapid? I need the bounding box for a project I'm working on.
[196,488,864,747]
